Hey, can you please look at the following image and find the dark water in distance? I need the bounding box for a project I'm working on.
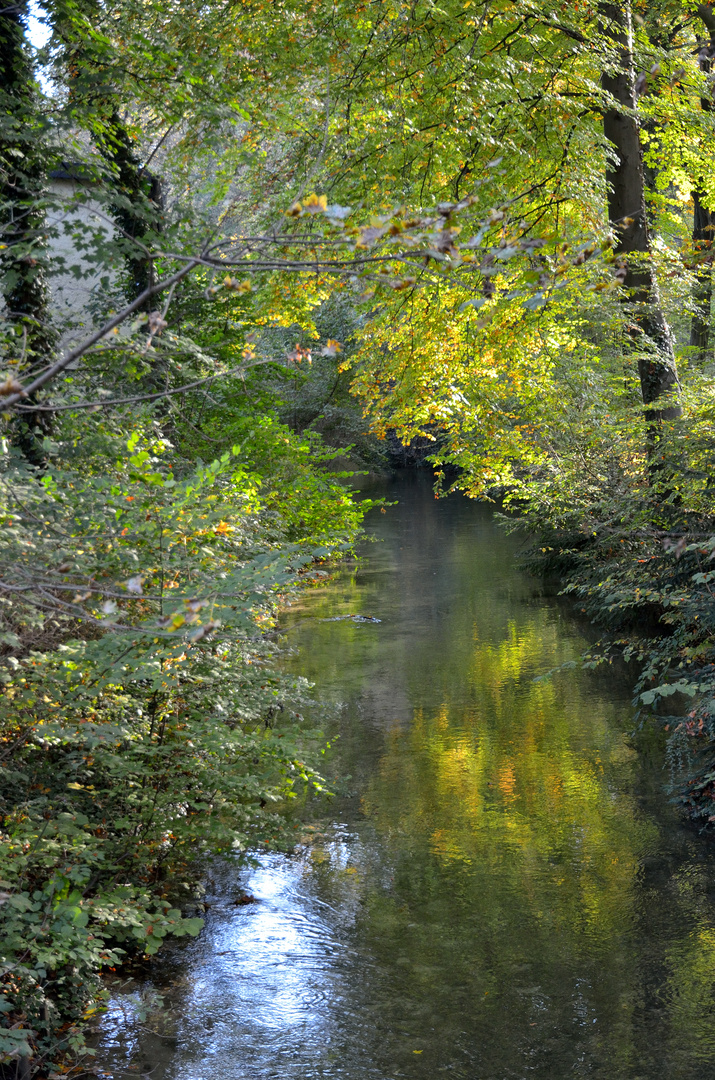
[97,473,715,1080]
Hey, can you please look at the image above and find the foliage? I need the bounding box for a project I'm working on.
[0,414,362,1069]
[3,0,715,1069]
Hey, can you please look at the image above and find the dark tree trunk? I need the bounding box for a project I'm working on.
[0,2,56,466]
[690,5,715,362]
[600,0,680,421]
[98,111,164,304]
[57,0,163,306]
[691,191,713,359]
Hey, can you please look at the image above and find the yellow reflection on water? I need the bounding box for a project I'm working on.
[364,613,649,960]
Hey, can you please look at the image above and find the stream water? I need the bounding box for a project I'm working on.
[97,474,715,1080]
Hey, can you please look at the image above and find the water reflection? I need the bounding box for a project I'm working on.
[97,474,715,1080]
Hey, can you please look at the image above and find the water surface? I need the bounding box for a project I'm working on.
[98,474,715,1080]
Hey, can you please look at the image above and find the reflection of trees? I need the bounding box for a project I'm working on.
[355,619,715,1078]
[664,919,715,1063]
[286,479,715,1077]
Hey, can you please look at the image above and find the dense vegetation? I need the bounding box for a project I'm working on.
[2,0,715,1072]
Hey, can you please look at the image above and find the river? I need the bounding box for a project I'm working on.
[96,473,715,1080]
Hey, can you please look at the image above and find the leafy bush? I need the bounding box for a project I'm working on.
[0,419,365,1072]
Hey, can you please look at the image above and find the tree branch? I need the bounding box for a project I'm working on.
[2,259,201,408]
[697,3,715,33]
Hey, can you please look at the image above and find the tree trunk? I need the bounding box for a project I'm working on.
[691,191,713,359]
[98,111,164,304]
[600,0,680,421]
[57,0,164,306]
[0,1,56,466]
[691,5,715,362]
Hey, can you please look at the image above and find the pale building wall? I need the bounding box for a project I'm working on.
[46,167,119,332]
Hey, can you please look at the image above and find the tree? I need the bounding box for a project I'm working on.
[0,1,56,465]
[600,0,680,421]
[690,3,715,361]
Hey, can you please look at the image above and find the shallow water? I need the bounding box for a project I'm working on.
[97,474,715,1080]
